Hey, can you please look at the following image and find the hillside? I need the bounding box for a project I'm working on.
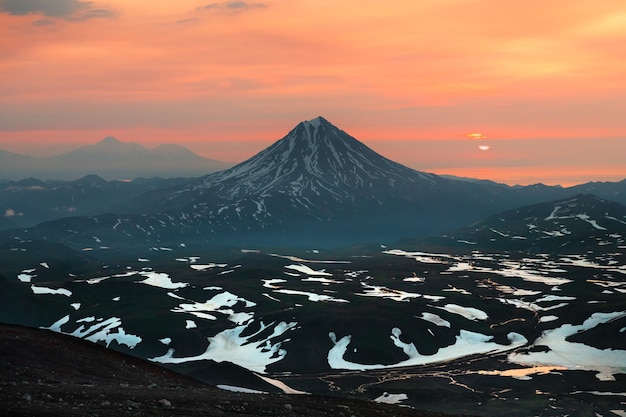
[0,322,460,417]
[432,194,626,253]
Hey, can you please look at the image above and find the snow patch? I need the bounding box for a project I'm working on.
[151,320,297,373]
[417,312,451,328]
[285,264,332,276]
[328,329,526,370]
[256,374,309,395]
[44,315,141,349]
[374,392,408,404]
[275,289,348,303]
[191,263,227,271]
[435,304,488,321]
[217,385,267,394]
[138,271,188,289]
[31,285,72,297]
[509,311,626,381]
[18,273,34,283]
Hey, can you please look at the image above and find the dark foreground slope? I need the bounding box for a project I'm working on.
[0,323,461,417]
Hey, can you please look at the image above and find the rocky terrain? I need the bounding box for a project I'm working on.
[1,323,461,417]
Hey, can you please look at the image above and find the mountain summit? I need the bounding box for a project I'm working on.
[98,136,122,145]
[184,116,438,201]
[116,117,512,245]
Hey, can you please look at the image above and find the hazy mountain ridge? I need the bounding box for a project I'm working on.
[0,137,233,181]
[132,117,513,242]
[434,194,626,252]
[0,118,533,246]
[0,175,194,230]
[2,117,626,248]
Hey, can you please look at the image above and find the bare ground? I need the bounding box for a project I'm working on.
[0,323,467,417]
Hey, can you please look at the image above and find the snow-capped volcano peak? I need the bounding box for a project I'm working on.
[303,116,325,128]
[143,117,502,245]
[188,117,435,200]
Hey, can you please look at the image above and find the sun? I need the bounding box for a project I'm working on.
[467,133,487,140]
[467,133,490,151]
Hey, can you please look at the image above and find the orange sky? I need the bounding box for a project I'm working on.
[1,0,625,186]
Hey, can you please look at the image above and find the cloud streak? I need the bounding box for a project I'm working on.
[0,0,115,21]
[196,1,266,13]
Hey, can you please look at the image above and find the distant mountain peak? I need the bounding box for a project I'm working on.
[302,116,327,128]
[181,116,438,206]
[74,174,107,185]
[98,136,121,145]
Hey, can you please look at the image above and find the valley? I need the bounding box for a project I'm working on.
[2,241,624,416]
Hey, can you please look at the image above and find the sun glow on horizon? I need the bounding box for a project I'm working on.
[0,1,625,185]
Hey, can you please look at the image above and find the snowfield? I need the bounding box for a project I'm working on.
[15,243,623,414]
[328,329,527,370]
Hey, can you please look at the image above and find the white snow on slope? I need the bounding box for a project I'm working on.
[18,273,34,283]
[270,253,350,264]
[84,271,137,284]
[256,374,309,395]
[435,304,488,321]
[357,283,426,302]
[31,285,72,297]
[509,311,626,381]
[481,262,573,286]
[374,392,408,404]
[138,271,188,289]
[151,320,297,373]
[262,279,287,289]
[417,312,451,327]
[191,263,227,271]
[384,249,451,264]
[498,298,570,313]
[275,289,349,303]
[285,264,332,276]
[45,315,141,349]
[217,385,267,394]
[327,329,526,371]
[172,291,256,324]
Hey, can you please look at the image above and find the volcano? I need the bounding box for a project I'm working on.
[3,117,544,248]
[110,116,515,246]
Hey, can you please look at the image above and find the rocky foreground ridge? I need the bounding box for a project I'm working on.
[1,323,464,417]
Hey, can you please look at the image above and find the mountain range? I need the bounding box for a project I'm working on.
[2,117,626,417]
[0,175,193,230]
[1,116,625,248]
[0,137,233,181]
